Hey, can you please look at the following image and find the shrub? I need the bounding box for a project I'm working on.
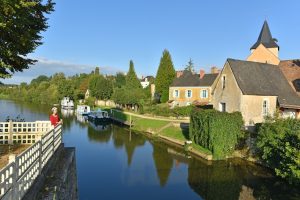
[189,108,244,159]
[256,118,300,185]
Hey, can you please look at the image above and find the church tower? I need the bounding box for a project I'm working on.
[247,20,280,65]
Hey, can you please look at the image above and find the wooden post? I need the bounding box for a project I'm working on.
[130,114,132,129]
[8,120,13,145]
[11,155,18,200]
[38,140,43,174]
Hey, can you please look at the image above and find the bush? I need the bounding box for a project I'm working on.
[189,108,244,159]
[256,118,300,185]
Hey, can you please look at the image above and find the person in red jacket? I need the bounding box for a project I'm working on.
[50,107,62,126]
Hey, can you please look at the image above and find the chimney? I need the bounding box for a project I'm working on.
[176,71,183,78]
[200,69,205,79]
[211,66,219,74]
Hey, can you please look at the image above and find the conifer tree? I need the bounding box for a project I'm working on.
[185,58,195,72]
[155,50,176,103]
[126,60,141,89]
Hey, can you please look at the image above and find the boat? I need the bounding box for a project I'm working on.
[61,97,74,109]
[88,109,110,122]
[76,105,90,116]
[61,108,74,117]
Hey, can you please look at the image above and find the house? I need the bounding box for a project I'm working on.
[212,21,300,127]
[140,76,154,88]
[169,68,219,107]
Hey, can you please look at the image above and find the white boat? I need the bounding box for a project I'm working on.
[61,108,74,117]
[61,97,74,109]
[76,105,90,115]
[88,109,110,121]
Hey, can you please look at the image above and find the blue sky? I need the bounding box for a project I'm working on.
[3,0,300,84]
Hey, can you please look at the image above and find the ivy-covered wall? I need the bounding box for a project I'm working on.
[189,108,244,159]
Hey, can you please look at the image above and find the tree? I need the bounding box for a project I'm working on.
[185,58,195,72]
[95,67,100,75]
[155,50,176,103]
[0,0,55,78]
[256,118,300,185]
[89,75,113,100]
[31,75,50,85]
[115,72,126,88]
[126,60,141,89]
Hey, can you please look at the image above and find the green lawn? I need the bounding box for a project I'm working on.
[191,143,212,155]
[131,116,169,132]
[160,126,189,141]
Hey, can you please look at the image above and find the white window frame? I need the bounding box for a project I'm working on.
[219,102,226,112]
[173,90,179,98]
[186,90,192,98]
[262,99,269,116]
[200,89,208,98]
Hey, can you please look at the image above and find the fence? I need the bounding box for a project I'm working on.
[0,121,52,145]
[0,122,62,200]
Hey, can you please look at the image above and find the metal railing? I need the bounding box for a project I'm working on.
[0,122,62,200]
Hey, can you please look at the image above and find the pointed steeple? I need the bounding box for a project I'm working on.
[250,20,279,50]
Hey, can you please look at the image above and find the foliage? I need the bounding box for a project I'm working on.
[0,0,55,78]
[31,75,50,85]
[155,50,176,103]
[115,72,126,88]
[89,75,113,100]
[185,58,195,72]
[112,87,145,106]
[95,67,100,75]
[126,60,141,89]
[256,118,300,185]
[189,108,244,159]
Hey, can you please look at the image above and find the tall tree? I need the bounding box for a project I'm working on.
[115,72,126,88]
[95,67,100,75]
[155,50,176,103]
[0,0,55,78]
[126,60,141,89]
[89,75,113,100]
[185,58,195,72]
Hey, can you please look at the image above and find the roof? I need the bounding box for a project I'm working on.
[170,70,218,87]
[279,59,300,96]
[227,58,300,108]
[251,20,279,50]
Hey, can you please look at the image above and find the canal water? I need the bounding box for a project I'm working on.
[0,100,299,200]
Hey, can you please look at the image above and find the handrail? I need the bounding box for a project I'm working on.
[0,122,62,200]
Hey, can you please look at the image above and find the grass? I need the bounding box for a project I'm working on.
[0,94,9,99]
[160,126,189,141]
[191,143,212,155]
[111,108,213,158]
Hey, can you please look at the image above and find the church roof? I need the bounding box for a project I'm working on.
[250,20,279,50]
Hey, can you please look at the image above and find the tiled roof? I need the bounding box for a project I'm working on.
[170,70,218,87]
[279,59,300,96]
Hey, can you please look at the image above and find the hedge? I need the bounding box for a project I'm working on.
[189,108,244,159]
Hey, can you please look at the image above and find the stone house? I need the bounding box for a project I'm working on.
[212,21,300,126]
[169,69,218,107]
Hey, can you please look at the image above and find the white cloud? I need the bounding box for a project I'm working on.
[1,58,123,84]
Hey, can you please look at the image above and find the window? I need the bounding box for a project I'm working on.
[222,75,226,89]
[200,89,208,98]
[173,90,179,98]
[186,90,192,98]
[262,99,269,116]
[220,102,226,112]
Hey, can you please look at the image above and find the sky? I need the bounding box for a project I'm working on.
[3,0,300,84]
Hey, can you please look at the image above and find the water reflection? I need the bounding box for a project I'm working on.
[1,100,299,200]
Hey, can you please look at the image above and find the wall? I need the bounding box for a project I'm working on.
[247,44,280,65]
[96,100,116,107]
[241,95,277,125]
[169,86,212,106]
[212,62,243,113]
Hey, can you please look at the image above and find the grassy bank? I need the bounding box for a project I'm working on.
[110,109,213,159]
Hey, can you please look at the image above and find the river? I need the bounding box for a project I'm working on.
[0,100,299,200]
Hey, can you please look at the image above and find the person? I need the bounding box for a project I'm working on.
[50,107,62,126]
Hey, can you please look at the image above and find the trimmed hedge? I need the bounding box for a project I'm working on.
[189,108,244,159]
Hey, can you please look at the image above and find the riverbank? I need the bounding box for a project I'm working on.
[110,109,213,160]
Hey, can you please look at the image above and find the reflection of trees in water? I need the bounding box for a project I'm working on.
[152,142,173,187]
[111,126,146,166]
[188,158,300,200]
